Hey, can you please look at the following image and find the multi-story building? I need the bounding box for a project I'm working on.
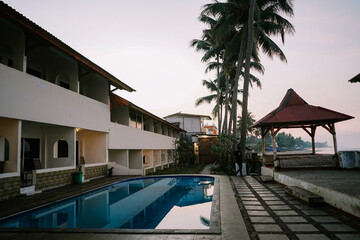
[0,2,183,200]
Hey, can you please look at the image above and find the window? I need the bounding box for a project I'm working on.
[56,73,70,90]
[53,140,68,158]
[172,122,180,128]
[129,111,143,129]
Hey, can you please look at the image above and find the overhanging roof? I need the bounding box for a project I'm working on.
[110,93,185,132]
[253,88,354,128]
[0,1,135,92]
[349,73,360,83]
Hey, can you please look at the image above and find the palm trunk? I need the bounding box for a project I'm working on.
[240,0,256,162]
[216,55,222,135]
[222,76,230,135]
[231,32,247,140]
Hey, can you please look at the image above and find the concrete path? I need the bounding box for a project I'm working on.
[273,169,360,218]
[231,176,360,240]
[201,164,213,175]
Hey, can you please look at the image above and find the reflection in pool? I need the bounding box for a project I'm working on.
[0,176,214,229]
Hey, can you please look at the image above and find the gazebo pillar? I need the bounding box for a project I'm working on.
[322,123,338,155]
[311,126,316,155]
[270,126,277,160]
[261,128,265,156]
[331,124,338,154]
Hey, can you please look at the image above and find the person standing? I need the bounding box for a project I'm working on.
[234,144,243,176]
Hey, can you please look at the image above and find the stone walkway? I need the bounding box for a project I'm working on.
[231,176,360,240]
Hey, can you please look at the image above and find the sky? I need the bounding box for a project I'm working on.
[3,0,360,149]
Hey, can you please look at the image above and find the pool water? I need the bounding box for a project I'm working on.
[0,176,214,229]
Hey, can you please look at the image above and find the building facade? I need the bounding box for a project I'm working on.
[0,2,182,200]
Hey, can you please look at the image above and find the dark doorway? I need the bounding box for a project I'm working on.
[21,138,40,186]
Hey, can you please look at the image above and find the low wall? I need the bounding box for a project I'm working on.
[85,164,107,180]
[35,169,75,191]
[263,154,337,168]
[0,176,20,200]
[279,154,337,168]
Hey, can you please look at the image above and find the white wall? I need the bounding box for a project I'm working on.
[166,116,201,133]
[46,125,75,168]
[129,150,142,169]
[109,149,128,167]
[77,130,107,164]
[0,117,19,173]
[0,65,110,132]
[109,122,175,150]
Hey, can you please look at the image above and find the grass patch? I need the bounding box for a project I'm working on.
[149,163,206,175]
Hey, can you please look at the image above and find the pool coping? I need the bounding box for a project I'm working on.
[0,174,221,235]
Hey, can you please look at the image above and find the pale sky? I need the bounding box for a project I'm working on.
[4,0,360,148]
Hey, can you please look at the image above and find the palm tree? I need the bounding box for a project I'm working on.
[191,13,225,134]
[237,111,259,137]
[201,0,294,137]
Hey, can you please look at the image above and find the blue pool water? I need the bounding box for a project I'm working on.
[0,176,214,229]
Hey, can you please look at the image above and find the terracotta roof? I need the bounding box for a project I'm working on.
[0,1,135,92]
[110,93,185,132]
[163,112,212,120]
[253,88,354,128]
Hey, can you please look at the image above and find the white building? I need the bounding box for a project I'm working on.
[0,2,182,200]
[164,112,213,137]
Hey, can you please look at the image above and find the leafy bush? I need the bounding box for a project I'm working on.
[209,135,236,175]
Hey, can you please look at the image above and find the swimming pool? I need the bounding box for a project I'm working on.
[0,176,216,230]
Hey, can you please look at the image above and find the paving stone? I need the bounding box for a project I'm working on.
[274,210,298,216]
[280,216,308,223]
[310,216,340,223]
[262,197,280,201]
[288,200,303,205]
[247,210,270,216]
[254,224,282,232]
[256,191,272,194]
[282,196,294,201]
[258,234,289,240]
[163,235,195,240]
[265,200,285,205]
[193,235,221,240]
[259,194,276,197]
[243,201,261,205]
[294,205,313,210]
[321,224,357,232]
[245,205,265,210]
[241,197,258,201]
[287,224,319,232]
[250,216,275,223]
[296,234,330,240]
[239,194,255,197]
[301,210,328,215]
[335,234,360,240]
[269,205,291,210]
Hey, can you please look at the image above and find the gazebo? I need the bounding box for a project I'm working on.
[253,89,354,167]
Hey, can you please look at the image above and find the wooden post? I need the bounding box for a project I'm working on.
[331,124,338,154]
[270,126,277,160]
